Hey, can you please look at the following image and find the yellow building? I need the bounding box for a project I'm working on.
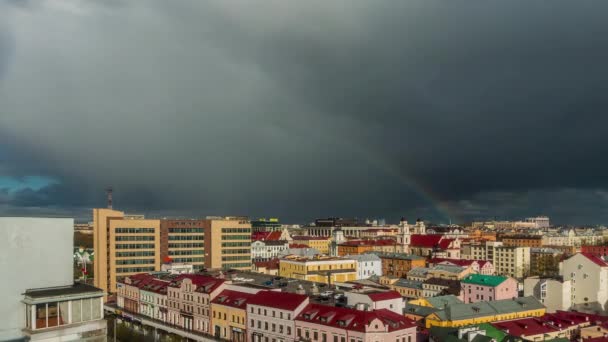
[204,217,252,271]
[291,236,332,254]
[425,296,546,328]
[279,256,357,284]
[93,208,161,296]
[210,287,261,342]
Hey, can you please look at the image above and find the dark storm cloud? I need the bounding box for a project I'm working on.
[1,0,608,224]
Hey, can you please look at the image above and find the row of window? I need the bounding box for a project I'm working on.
[169,243,204,248]
[222,235,250,240]
[250,319,291,335]
[172,257,205,263]
[169,250,205,256]
[250,307,290,320]
[222,249,250,255]
[169,228,204,233]
[115,228,156,234]
[221,228,251,233]
[222,263,251,268]
[168,235,204,241]
[116,259,156,265]
[221,242,250,247]
[214,310,245,325]
[221,255,250,261]
[27,298,102,330]
[116,266,156,273]
[115,244,155,249]
[115,236,155,241]
[116,251,155,257]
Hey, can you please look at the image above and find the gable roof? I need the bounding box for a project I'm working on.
[168,274,225,293]
[410,234,443,248]
[248,290,308,311]
[462,274,508,287]
[426,295,463,308]
[367,290,402,301]
[580,253,608,267]
[432,296,545,321]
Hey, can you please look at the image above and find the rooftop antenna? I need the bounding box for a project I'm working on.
[106,187,113,209]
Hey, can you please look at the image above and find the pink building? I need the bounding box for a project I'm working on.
[166,274,225,334]
[461,274,517,303]
[247,291,309,342]
[295,304,417,342]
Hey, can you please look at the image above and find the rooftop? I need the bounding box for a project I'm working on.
[461,274,508,287]
[432,296,545,321]
[24,282,103,299]
[247,290,308,311]
[368,252,425,260]
[211,290,258,309]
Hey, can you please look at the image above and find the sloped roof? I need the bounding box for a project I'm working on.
[426,295,463,308]
[367,290,402,301]
[580,252,608,267]
[296,304,416,333]
[168,274,224,293]
[410,234,443,248]
[462,274,508,287]
[211,290,257,309]
[292,235,330,241]
[433,296,544,321]
[248,290,308,311]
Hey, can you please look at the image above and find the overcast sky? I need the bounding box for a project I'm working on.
[1,0,608,225]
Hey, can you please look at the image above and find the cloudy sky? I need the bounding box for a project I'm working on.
[1,0,608,225]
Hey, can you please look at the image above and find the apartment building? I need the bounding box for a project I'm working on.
[372,252,426,278]
[279,256,357,284]
[494,246,530,278]
[523,277,571,313]
[501,234,543,248]
[291,236,332,255]
[251,240,289,261]
[247,291,309,342]
[561,253,608,313]
[210,285,265,341]
[343,254,382,279]
[428,258,495,275]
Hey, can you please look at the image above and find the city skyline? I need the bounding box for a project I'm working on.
[3,1,608,225]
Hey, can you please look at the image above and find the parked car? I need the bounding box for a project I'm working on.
[320,290,333,297]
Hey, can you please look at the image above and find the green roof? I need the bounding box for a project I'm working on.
[461,274,508,287]
[477,323,507,341]
[429,324,507,342]
[426,295,463,308]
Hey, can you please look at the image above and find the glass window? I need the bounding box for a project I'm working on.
[71,300,82,323]
[59,301,69,325]
[35,304,47,329]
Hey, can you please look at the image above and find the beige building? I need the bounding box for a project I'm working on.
[204,217,252,271]
[93,208,161,296]
[279,256,357,284]
[494,246,530,278]
[94,210,252,296]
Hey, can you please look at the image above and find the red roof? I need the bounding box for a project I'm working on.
[340,239,396,247]
[289,243,309,248]
[211,290,258,309]
[266,231,283,241]
[367,290,403,301]
[492,311,608,338]
[429,258,490,268]
[410,235,443,248]
[581,252,608,267]
[168,274,225,293]
[293,236,330,240]
[295,304,416,333]
[492,317,557,337]
[141,279,170,294]
[438,238,455,249]
[248,290,308,311]
[252,231,271,241]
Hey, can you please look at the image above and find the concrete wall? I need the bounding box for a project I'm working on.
[0,217,74,340]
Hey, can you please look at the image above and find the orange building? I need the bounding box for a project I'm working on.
[373,252,426,278]
[337,239,398,256]
[501,234,543,248]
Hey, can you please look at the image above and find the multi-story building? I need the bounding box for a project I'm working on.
[561,253,608,313]
[372,252,426,278]
[161,219,207,271]
[425,296,545,328]
[291,236,332,255]
[166,274,226,334]
[409,235,461,259]
[247,291,309,342]
[279,256,357,284]
[581,244,608,257]
[337,239,399,256]
[93,208,161,295]
[493,246,530,278]
[523,276,571,313]
[422,278,462,298]
[529,248,562,277]
[251,218,282,232]
[294,304,417,342]
[387,278,424,299]
[210,285,265,341]
[461,274,518,303]
[205,217,252,271]
[542,229,604,247]
[1,217,107,342]
[501,234,543,248]
[343,254,382,279]
[251,240,289,261]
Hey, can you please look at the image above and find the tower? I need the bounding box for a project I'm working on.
[106,187,113,209]
[414,218,426,234]
[331,227,345,256]
[398,217,411,253]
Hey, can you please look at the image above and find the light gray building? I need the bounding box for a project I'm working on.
[0,217,106,341]
[344,254,382,280]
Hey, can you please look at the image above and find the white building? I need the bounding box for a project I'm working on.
[561,253,608,312]
[0,217,106,341]
[526,216,550,228]
[494,246,530,278]
[524,277,571,313]
[251,240,290,260]
[344,254,382,279]
[161,262,194,274]
[343,290,404,315]
[542,229,604,247]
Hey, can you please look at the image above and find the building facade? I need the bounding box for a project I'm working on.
[247,291,309,342]
[343,254,382,280]
[279,256,358,284]
[461,275,518,303]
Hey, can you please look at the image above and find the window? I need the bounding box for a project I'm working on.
[314,331,318,340]
[251,319,254,327]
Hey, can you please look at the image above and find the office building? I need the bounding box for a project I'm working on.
[204,217,252,271]
[161,219,207,270]
[279,256,357,284]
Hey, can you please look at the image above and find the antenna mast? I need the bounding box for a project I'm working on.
[106,187,113,209]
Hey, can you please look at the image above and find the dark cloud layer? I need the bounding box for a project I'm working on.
[1,0,608,224]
